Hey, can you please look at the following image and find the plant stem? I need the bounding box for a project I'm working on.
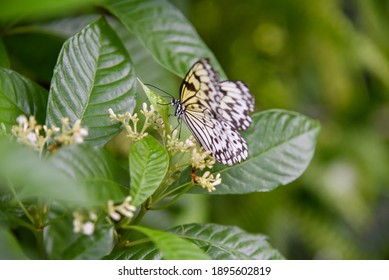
[34,227,46,259]
[35,198,48,259]
[131,200,150,226]
[117,200,150,244]
[8,179,34,224]
[151,182,193,210]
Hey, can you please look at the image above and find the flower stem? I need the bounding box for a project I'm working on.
[150,182,193,210]
[8,179,34,224]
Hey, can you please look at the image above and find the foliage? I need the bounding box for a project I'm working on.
[0,0,320,259]
[187,0,389,259]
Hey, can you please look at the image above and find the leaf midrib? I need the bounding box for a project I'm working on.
[217,119,320,174]
[78,21,102,122]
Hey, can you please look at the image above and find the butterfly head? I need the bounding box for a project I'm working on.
[171,98,184,118]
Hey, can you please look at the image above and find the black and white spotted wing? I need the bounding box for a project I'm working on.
[218,81,254,130]
[172,58,254,166]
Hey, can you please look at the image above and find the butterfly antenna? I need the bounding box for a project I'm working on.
[144,83,175,99]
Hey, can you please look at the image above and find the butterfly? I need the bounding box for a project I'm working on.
[171,58,254,166]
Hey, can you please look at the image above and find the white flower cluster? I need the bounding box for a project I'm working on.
[73,211,97,235]
[107,196,137,221]
[11,115,88,152]
[108,103,160,143]
[166,126,221,192]
[196,171,222,192]
[109,103,222,192]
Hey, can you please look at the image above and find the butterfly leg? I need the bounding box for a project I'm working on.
[171,118,183,139]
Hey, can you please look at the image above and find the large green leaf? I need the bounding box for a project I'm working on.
[0,0,96,20]
[110,225,210,260]
[104,242,159,260]
[107,17,178,94]
[49,144,128,205]
[46,17,136,146]
[0,67,48,130]
[190,110,320,195]
[107,223,283,260]
[0,137,89,205]
[169,223,284,260]
[40,15,101,38]
[104,0,225,79]
[129,135,169,206]
[44,210,75,260]
[0,227,28,260]
[62,225,114,260]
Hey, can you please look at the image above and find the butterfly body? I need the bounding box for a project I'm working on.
[173,58,254,166]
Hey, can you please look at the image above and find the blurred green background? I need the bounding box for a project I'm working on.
[2,0,389,259]
[182,0,389,259]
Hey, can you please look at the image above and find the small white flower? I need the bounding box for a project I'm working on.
[141,103,155,117]
[185,138,195,148]
[89,211,97,221]
[73,220,83,233]
[16,115,28,126]
[74,127,88,144]
[80,128,88,136]
[73,212,83,233]
[142,102,148,113]
[107,196,136,221]
[110,211,121,221]
[26,132,37,145]
[108,108,115,116]
[197,171,222,192]
[74,136,83,144]
[82,221,95,235]
[107,200,121,221]
[53,126,60,133]
[130,113,139,124]
[213,173,222,186]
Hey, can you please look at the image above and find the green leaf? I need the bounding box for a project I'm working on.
[104,244,159,260]
[129,135,169,206]
[169,223,284,260]
[39,14,101,38]
[0,40,10,68]
[46,17,136,146]
[107,223,283,260]
[44,210,75,260]
[62,225,114,260]
[0,67,48,130]
[0,227,28,259]
[0,137,89,205]
[0,0,96,20]
[108,17,178,94]
[138,79,170,134]
[191,110,321,195]
[104,0,226,79]
[129,225,210,260]
[49,144,128,206]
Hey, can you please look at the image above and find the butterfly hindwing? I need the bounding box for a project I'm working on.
[175,58,254,166]
[183,110,248,165]
[218,81,254,130]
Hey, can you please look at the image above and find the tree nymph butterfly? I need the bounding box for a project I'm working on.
[171,58,254,166]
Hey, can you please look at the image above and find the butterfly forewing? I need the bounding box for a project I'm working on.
[176,58,254,166]
[180,59,219,107]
